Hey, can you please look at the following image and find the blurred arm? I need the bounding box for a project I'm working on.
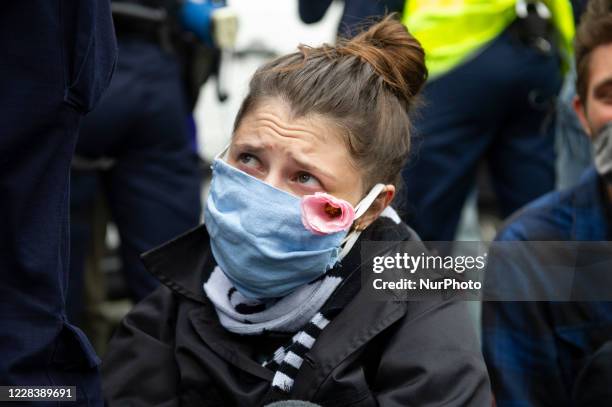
[481,229,570,406]
[298,0,334,24]
[482,300,569,407]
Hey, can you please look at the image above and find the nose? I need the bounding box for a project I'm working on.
[262,170,286,192]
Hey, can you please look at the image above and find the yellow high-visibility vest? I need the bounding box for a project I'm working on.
[402,0,575,78]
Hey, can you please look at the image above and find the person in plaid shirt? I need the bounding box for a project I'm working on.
[482,1,612,405]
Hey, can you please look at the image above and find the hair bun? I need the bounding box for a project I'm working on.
[337,15,427,106]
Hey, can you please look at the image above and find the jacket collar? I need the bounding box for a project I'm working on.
[572,168,609,241]
[142,225,277,381]
[141,224,212,304]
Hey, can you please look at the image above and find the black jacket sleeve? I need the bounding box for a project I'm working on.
[102,285,180,407]
[375,300,492,406]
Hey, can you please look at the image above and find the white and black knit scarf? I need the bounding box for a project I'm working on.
[203,261,358,402]
[203,266,344,335]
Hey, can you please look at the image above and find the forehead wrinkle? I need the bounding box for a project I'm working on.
[254,118,320,144]
[233,128,274,151]
[236,116,337,170]
[252,110,334,143]
[249,98,341,143]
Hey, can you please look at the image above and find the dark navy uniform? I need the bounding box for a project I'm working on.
[67,0,202,321]
[299,0,405,38]
[0,1,117,404]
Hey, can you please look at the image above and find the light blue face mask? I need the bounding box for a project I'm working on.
[204,150,384,300]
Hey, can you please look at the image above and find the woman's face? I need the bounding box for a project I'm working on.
[228,98,365,206]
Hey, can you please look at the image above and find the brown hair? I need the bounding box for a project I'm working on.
[575,0,612,102]
[233,14,427,191]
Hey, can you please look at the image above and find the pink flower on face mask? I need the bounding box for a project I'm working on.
[301,192,356,235]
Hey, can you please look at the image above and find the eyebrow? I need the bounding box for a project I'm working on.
[232,141,265,155]
[288,152,337,182]
[232,141,338,182]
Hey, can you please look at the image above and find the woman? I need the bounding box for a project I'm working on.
[102,16,491,406]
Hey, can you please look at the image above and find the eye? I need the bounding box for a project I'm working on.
[295,172,321,187]
[238,153,260,167]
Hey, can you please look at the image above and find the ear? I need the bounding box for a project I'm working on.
[355,185,396,230]
[573,95,593,138]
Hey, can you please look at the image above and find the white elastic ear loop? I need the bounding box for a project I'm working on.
[215,143,231,161]
[354,183,386,219]
[338,183,386,260]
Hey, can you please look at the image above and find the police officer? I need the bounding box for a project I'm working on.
[67,0,206,323]
[400,0,575,243]
[0,1,117,404]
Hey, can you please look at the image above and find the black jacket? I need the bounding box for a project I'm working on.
[102,217,491,406]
